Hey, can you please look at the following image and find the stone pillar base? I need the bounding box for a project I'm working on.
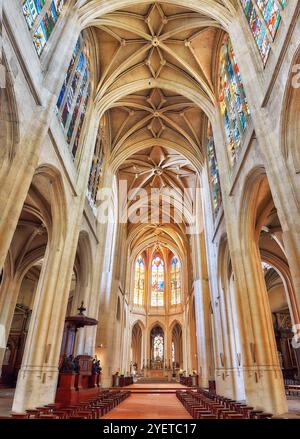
[215,369,245,401]
[242,366,287,415]
[12,366,59,413]
[101,374,113,388]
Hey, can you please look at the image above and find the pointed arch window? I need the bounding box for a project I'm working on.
[240,1,287,64]
[171,256,181,305]
[207,123,222,218]
[151,256,164,307]
[219,36,250,166]
[134,256,145,306]
[172,341,175,364]
[56,33,91,158]
[87,127,104,212]
[22,0,66,56]
[154,334,164,360]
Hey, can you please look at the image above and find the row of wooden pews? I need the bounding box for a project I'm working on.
[285,384,300,396]
[2,390,130,419]
[176,388,273,420]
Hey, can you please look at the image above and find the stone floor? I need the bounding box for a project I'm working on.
[0,388,14,417]
[126,383,184,388]
[102,390,192,419]
[275,398,300,419]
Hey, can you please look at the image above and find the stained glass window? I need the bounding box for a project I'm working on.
[22,0,66,57]
[56,34,91,158]
[154,334,164,360]
[87,128,104,211]
[171,256,181,305]
[134,256,145,306]
[240,1,287,64]
[219,36,250,165]
[151,256,164,306]
[207,123,222,218]
[172,341,175,364]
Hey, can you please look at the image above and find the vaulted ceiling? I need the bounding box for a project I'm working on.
[84,1,233,255]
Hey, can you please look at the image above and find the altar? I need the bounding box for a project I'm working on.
[149,369,165,378]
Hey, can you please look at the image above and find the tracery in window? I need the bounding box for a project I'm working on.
[154,334,164,360]
[151,256,164,307]
[207,123,222,218]
[219,36,250,165]
[134,256,145,306]
[87,128,104,211]
[56,34,91,158]
[171,256,181,305]
[22,0,66,56]
[240,0,287,64]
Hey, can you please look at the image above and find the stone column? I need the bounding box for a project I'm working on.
[0,106,51,271]
[209,111,287,414]
[182,312,188,374]
[12,218,76,411]
[218,275,245,401]
[228,16,300,324]
[11,97,100,412]
[95,193,122,386]
[0,10,82,272]
[191,230,214,388]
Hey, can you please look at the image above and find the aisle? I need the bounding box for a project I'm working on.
[102,391,192,419]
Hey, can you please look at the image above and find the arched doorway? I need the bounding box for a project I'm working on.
[150,325,164,369]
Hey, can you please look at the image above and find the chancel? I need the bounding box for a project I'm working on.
[0,0,300,421]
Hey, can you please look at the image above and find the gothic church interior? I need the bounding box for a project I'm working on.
[1,0,300,420]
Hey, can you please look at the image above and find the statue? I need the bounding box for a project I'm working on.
[74,356,81,374]
[60,355,76,373]
[92,357,102,375]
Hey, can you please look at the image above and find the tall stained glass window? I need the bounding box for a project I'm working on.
[154,334,164,360]
[219,36,250,165]
[87,128,104,211]
[172,341,175,364]
[171,256,181,305]
[134,256,145,306]
[240,1,287,64]
[207,123,222,218]
[56,34,91,158]
[22,0,66,56]
[151,256,164,306]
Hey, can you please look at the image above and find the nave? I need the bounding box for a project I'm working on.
[1,0,300,420]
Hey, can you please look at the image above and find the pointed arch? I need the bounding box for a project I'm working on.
[134,255,145,306]
[151,253,165,307]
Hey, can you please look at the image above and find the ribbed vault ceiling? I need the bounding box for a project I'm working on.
[86,1,233,255]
